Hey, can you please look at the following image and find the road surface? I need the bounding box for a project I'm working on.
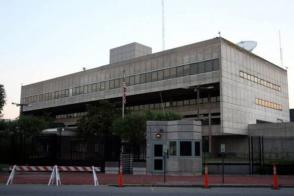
[0,185,293,196]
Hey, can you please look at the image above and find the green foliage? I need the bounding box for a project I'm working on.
[0,115,50,137]
[112,110,182,144]
[112,112,146,145]
[18,115,50,138]
[0,84,6,117]
[0,119,6,131]
[77,101,119,139]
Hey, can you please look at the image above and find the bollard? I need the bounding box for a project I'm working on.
[203,164,209,188]
[273,164,278,190]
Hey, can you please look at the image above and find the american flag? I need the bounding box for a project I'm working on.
[122,81,127,105]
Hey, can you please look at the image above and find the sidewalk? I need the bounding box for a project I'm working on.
[1,172,294,187]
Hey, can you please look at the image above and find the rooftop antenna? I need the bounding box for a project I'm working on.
[279,30,284,68]
[162,0,165,50]
[218,31,221,37]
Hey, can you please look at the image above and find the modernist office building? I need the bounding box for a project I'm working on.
[20,37,289,155]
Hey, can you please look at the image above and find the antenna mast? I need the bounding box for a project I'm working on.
[162,0,165,50]
[279,30,284,68]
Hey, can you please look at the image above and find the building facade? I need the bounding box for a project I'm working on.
[20,37,289,155]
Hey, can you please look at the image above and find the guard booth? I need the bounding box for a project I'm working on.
[146,120,202,175]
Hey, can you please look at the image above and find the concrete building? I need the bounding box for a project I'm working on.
[20,37,290,155]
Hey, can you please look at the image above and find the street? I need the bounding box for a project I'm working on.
[0,185,293,196]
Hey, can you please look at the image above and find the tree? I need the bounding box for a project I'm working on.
[77,101,119,139]
[0,84,6,117]
[112,111,182,145]
[17,115,50,138]
[112,112,146,145]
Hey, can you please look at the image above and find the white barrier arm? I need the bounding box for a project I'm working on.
[6,165,16,185]
[92,166,99,186]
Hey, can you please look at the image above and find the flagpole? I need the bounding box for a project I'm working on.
[122,70,126,119]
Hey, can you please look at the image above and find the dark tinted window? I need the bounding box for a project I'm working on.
[163,69,171,79]
[170,67,177,78]
[213,59,219,71]
[146,72,152,82]
[151,71,158,82]
[135,75,140,84]
[198,62,205,73]
[183,65,190,76]
[154,144,163,157]
[180,141,192,156]
[100,81,106,90]
[169,141,177,156]
[205,61,213,72]
[114,79,121,88]
[140,73,146,83]
[195,141,200,156]
[154,159,163,170]
[129,76,135,85]
[176,66,184,77]
[190,63,198,75]
[158,70,164,80]
[109,80,115,89]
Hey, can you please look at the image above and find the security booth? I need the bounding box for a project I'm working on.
[146,120,202,175]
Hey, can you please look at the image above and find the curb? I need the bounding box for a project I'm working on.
[108,184,294,188]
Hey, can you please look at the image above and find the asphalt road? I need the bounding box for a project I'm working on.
[0,185,294,196]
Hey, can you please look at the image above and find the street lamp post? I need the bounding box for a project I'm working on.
[193,86,214,154]
[12,102,29,116]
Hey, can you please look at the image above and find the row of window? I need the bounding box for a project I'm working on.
[168,141,201,157]
[109,59,219,89]
[127,96,220,111]
[56,112,87,119]
[239,71,281,91]
[24,89,70,104]
[255,98,282,111]
[23,59,219,104]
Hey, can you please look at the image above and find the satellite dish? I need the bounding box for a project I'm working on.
[237,41,257,52]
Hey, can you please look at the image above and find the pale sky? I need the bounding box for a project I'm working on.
[0,0,293,119]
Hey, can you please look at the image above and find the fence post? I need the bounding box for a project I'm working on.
[273,164,278,190]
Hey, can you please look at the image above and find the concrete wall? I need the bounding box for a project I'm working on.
[220,39,289,135]
[248,122,294,137]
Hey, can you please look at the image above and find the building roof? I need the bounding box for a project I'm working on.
[22,37,286,87]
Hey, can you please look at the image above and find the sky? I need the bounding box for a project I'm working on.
[0,0,293,119]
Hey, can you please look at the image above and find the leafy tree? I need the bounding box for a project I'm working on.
[18,115,50,138]
[77,101,119,139]
[112,111,182,145]
[0,119,6,131]
[0,84,6,117]
[112,112,146,145]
